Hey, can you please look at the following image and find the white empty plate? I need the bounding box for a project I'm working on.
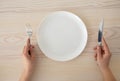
[37,11,88,61]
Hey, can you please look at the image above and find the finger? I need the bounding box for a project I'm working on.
[97,46,102,60]
[93,46,97,50]
[94,53,97,60]
[24,45,29,54]
[23,46,29,55]
[102,37,110,54]
[102,37,109,50]
[23,46,28,55]
[30,45,35,57]
[30,45,33,52]
[94,53,97,58]
[94,48,97,54]
[31,45,34,48]
[26,38,30,47]
[24,38,30,54]
[22,47,31,60]
[93,48,97,61]
[30,45,34,50]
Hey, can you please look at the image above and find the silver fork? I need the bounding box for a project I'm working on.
[25,24,33,38]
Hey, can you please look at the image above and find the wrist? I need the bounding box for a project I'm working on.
[24,63,34,70]
[98,64,109,71]
[24,66,33,71]
[24,66,34,73]
[99,66,110,73]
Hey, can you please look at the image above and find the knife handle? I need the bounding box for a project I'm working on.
[98,42,102,46]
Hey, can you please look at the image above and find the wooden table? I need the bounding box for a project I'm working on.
[0,0,120,81]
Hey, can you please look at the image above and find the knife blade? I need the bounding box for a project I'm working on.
[98,19,104,46]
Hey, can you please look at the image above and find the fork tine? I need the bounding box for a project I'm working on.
[26,23,30,28]
[26,24,32,31]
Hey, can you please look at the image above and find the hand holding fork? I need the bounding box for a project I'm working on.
[25,24,33,55]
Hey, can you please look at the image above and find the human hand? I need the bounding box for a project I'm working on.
[22,38,35,71]
[19,38,35,81]
[94,37,111,70]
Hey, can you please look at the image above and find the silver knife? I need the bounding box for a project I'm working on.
[98,19,104,46]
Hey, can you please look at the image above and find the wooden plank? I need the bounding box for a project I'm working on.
[0,0,120,13]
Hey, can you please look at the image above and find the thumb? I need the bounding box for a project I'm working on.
[97,46,102,60]
[30,45,35,57]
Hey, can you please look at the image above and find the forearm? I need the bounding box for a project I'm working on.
[19,68,33,81]
[100,67,116,81]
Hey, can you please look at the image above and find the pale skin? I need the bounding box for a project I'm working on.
[19,37,116,81]
[19,38,35,81]
[94,37,116,81]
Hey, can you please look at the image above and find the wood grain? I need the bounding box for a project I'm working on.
[0,0,120,81]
